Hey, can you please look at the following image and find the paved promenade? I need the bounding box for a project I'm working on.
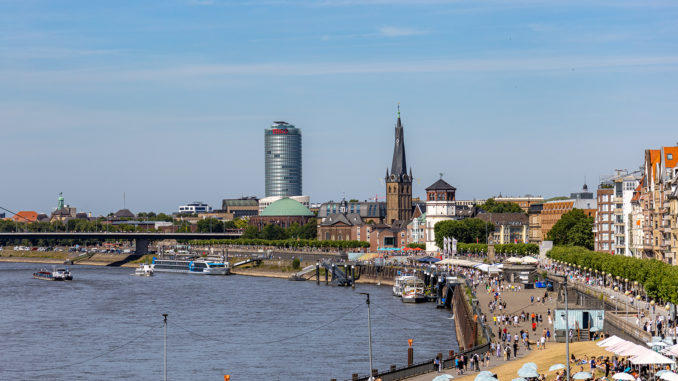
[407,279,562,381]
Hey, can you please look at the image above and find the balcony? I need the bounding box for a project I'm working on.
[613,196,623,204]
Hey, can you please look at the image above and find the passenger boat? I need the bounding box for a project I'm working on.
[33,266,72,281]
[152,257,230,275]
[53,267,73,280]
[393,274,416,297]
[134,264,154,276]
[401,277,427,303]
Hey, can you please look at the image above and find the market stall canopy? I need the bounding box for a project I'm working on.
[597,336,624,347]
[417,256,440,263]
[436,258,480,267]
[630,351,675,365]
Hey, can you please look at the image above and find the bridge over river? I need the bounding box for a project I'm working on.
[0,232,242,254]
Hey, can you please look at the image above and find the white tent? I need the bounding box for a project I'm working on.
[521,256,539,264]
[662,344,678,357]
[598,335,625,347]
[436,258,480,267]
[606,341,650,357]
[630,351,675,365]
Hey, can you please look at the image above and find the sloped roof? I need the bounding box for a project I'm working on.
[321,213,364,226]
[13,211,38,222]
[426,179,456,191]
[114,209,135,218]
[665,147,678,169]
[260,198,314,217]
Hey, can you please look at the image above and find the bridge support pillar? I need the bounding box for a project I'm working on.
[135,238,149,255]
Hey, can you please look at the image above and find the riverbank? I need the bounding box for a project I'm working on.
[0,253,396,285]
[0,250,145,267]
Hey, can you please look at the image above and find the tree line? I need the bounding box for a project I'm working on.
[190,238,370,249]
[547,246,678,304]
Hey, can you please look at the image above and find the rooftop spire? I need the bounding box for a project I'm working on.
[390,104,408,179]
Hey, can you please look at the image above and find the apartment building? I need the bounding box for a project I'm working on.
[595,172,641,256]
[630,146,678,263]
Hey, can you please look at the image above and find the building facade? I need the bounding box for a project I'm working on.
[264,121,302,197]
[178,202,212,214]
[318,200,386,224]
[249,198,314,230]
[540,185,597,242]
[221,197,259,218]
[385,108,413,225]
[423,178,457,252]
[631,147,678,263]
[477,213,529,244]
[595,186,615,253]
[528,203,543,244]
[494,196,544,213]
[594,172,641,255]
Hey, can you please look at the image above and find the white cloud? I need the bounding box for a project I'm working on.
[377,26,429,37]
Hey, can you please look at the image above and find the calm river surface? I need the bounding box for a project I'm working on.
[0,262,458,380]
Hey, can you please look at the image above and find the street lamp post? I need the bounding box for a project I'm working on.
[650,300,656,336]
[564,275,571,381]
[360,293,374,381]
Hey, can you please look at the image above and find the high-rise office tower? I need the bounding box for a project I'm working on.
[264,121,302,197]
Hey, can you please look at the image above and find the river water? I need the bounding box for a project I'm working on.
[0,262,458,380]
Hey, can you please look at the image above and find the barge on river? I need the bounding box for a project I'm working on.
[33,267,73,281]
[152,257,230,275]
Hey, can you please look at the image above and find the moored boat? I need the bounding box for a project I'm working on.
[152,257,230,275]
[401,277,426,303]
[134,264,154,276]
[393,274,416,297]
[53,267,73,280]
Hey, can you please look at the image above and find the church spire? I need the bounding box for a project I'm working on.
[390,104,407,179]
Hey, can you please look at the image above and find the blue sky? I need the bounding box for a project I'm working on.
[1,0,677,215]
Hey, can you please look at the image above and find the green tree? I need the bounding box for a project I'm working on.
[434,218,495,247]
[261,224,288,240]
[546,209,594,249]
[478,198,524,213]
[242,225,260,239]
[197,218,224,233]
[297,218,317,239]
[233,218,249,229]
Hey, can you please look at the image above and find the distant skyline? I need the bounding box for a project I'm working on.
[1,0,676,216]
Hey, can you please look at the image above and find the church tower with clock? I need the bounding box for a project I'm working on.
[385,106,413,225]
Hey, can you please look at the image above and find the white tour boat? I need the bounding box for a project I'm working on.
[134,264,154,276]
[401,277,427,303]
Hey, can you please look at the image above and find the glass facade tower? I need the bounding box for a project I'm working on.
[264,121,302,197]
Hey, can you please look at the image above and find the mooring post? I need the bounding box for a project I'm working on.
[316,262,320,285]
[408,339,414,366]
[351,265,355,289]
[352,373,359,381]
[325,265,329,285]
